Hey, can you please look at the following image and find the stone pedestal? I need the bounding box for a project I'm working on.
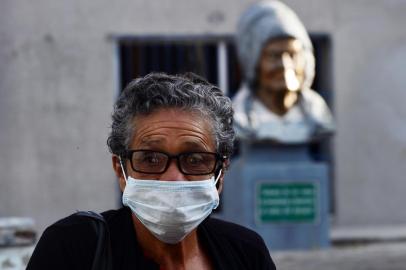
[214,142,330,250]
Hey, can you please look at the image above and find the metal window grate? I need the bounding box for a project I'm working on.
[117,34,331,99]
[118,35,241,96]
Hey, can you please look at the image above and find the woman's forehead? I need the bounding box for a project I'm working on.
[130,108,215,151]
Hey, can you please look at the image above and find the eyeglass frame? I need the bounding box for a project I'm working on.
[122,149,226,176]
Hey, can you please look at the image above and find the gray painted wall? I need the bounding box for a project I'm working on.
[1,0,406,234]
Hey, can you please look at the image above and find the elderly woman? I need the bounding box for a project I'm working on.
[27,73,276,269]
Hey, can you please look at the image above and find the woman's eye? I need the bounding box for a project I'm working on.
[146,156,159,164]
[141,154,160,164]
[187,154,204,165]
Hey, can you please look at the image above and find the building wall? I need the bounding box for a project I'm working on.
[329,0,406,225]
[289,0,406,226]
[1,0,406,234]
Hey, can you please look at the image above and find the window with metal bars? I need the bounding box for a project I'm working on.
[118,35,241,97]
[117,34,332,100]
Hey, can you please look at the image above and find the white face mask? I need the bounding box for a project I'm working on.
[120,163,221,244]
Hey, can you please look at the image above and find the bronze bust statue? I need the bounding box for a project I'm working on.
[233,0,334,143]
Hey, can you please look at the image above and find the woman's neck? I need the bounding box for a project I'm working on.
[132,215,212,270]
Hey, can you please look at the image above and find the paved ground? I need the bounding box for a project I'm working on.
[272,241,406,270]
[3,225,406,270]
[1,242,405,270]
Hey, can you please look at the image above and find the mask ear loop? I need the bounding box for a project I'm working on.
[214,156,227,186]
[214,169,222,185]
[119,157,128,182]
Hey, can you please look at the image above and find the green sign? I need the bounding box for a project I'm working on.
[256,182,318,223]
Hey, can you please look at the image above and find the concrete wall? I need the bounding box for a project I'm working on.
[326,0,406,226]
[1,0,406,234]
[292,0,406,226]
[287,0,406,226]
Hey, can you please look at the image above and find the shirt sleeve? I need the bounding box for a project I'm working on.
[251,236,277,270]
[26,221,95,270]
[201,218,277,270]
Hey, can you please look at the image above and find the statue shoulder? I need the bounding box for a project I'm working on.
[300,88,335,134]
[232,86,256,139]
[300,88,329,107]
[232,86,251,109]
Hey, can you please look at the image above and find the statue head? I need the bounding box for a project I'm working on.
[236,0,315,92]
[258,37,306,95]
[233,1,335,143]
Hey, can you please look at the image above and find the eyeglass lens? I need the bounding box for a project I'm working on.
[130,151,217,175]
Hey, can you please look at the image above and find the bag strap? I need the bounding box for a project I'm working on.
[75,211,113,270]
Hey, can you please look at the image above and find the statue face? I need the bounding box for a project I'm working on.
[257,37,305,93]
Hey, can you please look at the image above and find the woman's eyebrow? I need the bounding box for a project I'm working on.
[139,138,165,147]
[182,141,210,151]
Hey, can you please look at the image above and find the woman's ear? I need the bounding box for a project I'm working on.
[217,159,230,194]
[217,176,224,194]
[223,159,230,171]
[112,155,126,192]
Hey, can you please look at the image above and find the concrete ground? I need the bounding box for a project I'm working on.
[2,225,406,270]
[1,241,406,270]
[273,241,406,270]
[272,224,406,270]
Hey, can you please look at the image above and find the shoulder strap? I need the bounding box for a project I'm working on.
[75,211,113,270]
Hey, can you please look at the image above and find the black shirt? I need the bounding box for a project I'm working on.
[27,207,276,269]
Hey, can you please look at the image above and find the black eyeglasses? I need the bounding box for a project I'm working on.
[123,150,224,175]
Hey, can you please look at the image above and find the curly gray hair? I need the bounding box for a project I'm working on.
[107,72,235,158]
